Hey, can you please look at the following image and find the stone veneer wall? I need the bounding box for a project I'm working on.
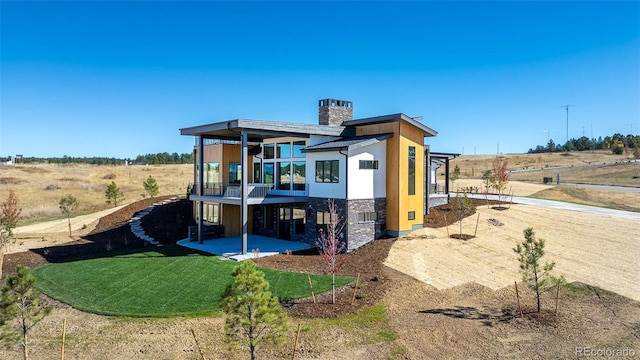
[305,197,347,248]
[319,105,353,126]
[428,195,449,209]
[345,198,387,251]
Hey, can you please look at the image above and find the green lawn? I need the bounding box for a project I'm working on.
[32,246,352,317]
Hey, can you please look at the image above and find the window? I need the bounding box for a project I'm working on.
[293,161,306,190]
[408,211,416,220]
[316,210,331,233]
[263,163,274,184]
[203,203,220,224]
[293,141,306,158]
[293,208,306,234]
[264,144,275,159]
[253,163,261,183]
[276,142,291,158]
[408,146,416,195]
[315,160,339,183]
[357,212,377,223]
[206,162,219,184]
[359,160,379,169]
[277,162,290,190]
[229,163,241,184]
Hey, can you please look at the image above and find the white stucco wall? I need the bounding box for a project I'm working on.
[347,141,387,200]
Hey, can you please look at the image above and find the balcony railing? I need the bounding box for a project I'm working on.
[192,182,308,198]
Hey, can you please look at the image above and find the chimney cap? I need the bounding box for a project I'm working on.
[319,99,352,108]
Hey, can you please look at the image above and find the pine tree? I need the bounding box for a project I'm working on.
[105,181,125,207]
[59,194,78,237]
[222,261,287,360]
[142,175,159,198]
[513,227,560,313]
[0,265,52,360]
[0,190,22,279]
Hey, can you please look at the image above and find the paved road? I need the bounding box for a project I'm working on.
[463,193,640,220]
[566,183,640,194]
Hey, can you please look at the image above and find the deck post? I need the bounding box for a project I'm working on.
[241,131,248,254]
[198,135,205,244]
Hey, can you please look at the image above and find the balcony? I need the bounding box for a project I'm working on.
[191,182,309,205]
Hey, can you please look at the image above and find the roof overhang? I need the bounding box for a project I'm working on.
[180,119,345,142]
[301,133,394,153]
[342,113,438,137]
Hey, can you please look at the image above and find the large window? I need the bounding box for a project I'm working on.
[264,206,275,230]
[277,162,291,190]
[263,163,274,184]
[316,210,331,233]
[408,146,416,195]
[293,161,306,190]
[229,163,241,184]
[293,141,306,158]
[315,160,339,183]
[293,208,306,234]
[276,142,291,158]
[206,162,219,184]
[203,203,220,224]
[253,163,261,183]
[264,144,275,159]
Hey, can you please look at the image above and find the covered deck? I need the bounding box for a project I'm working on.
[177,234,312,261]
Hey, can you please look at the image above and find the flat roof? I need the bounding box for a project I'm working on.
[302,133,394,153]
[180,119,346,142]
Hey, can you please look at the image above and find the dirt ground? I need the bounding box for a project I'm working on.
[1,196,639,359]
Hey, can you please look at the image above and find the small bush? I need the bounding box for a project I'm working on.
[103,173,117,180]
[44,184,61,191]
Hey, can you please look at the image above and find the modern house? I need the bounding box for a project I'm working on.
[180,99,438,253]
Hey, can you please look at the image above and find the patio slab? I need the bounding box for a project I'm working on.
[177,234,312,261]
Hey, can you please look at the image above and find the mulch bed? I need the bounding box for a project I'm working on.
[3,196,501,318]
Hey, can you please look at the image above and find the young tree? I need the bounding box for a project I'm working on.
[450,164,461,192]
[0,190,22,279]
[315,198,346,304]
[142,175,159,198]
[0,265,52,360]
[450,192,473,238]
[490,157,510,203]
[59,194,78,237]
[222,261,287,360]
[513,227,560,313]
[481,169,493,194]
[105,181,125,207]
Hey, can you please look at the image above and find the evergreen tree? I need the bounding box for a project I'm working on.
[513,227,560,313]
[222,261,287,360]
[105,181,125,207]
[142,175,159,198]
[0,265,52,360]
[0,190,22,279]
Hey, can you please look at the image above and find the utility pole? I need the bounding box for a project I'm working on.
[564,105,572,144]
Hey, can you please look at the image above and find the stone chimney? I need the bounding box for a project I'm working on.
[318,99,353,126]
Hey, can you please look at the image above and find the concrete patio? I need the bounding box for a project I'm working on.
[177,234,312,261]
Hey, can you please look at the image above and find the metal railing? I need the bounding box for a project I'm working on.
[192,183,308,198]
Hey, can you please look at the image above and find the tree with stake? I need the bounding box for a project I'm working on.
[142,175,159,198]
[222,260,287,360]
[513,227,561,313]
[490,157,509,204]
[481,169,493,194]
[450,192,473,238]
[316,198,346,304]
[0,265,52,360]
[59,194,78,237]
[105,181,125,207]
[0,190,22,279]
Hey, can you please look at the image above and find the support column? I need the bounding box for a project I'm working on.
[198,136,205,244]
[445,158,450,195]
[241,131,248,254]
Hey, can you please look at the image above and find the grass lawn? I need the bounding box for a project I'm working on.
[32,246,353,317]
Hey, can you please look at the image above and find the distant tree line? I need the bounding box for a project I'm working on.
[0,152,194,165]
[528,133,640,155]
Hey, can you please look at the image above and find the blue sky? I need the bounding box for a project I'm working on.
[1,1,638,158]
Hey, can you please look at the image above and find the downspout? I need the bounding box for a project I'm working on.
[339,149,348,248]
[198,136,205,244]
